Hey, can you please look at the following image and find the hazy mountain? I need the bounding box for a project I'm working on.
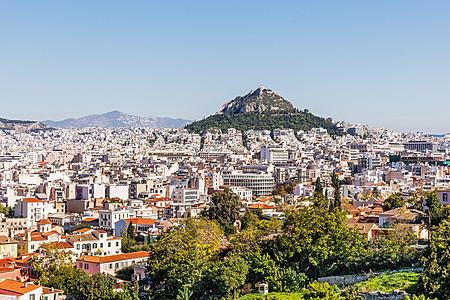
[0,117,52,133]
[186,87,341,135]
[43,111,192,129]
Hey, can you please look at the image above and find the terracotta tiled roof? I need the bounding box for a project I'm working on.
[37,219,52,225]
[82,218,98,222]
[247,203,275,209]
[76,251,149,264]
[23,198,49,203]
[124,218,157,226]
[0,279,41,294]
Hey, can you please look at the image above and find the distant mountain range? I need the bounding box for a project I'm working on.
[186,86,342,135]
[0,117,51,133]
[42,111,192,129]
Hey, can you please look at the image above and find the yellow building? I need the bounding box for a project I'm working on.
[0,236,18,257]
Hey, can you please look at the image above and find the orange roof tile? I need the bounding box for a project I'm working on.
[76,251,149,264]
[0,279,41,294]
[37,219,52,225]
[247,203,275,209]
[124,218,157,226]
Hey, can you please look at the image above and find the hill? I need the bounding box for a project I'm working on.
[0,117,52,133]
[185,87,341,135]
[43,111,192,129]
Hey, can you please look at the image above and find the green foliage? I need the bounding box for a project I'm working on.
[185,110,342,136]
[116,264,135,281]
[147,218,223,299]
[302,281,341,300]
[0,204,13,217]
[114,283,140,300]
[127,221,135,239]
[313,178,328,208]
[419,218,450,299]
[404,295,437,300]
[270,204,366,279]
[213,255,249,299]
[78,273,116,300]
[382,193,406,211]
[47,265,86,295]
[355,271,420,293]
[425,191,447,226]
[359,224,420,272]
[31,244,75,287]
[331,173,341,210]
[272,181,298,197]
[202,187,242,235]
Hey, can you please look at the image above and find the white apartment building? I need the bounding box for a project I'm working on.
[14,198,57,226]
[67,229,122,259]
[99,206,136,229]
[222,171,274,197]
[260,145,289,163]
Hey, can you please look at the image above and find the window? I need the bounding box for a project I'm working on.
[108,242,111,247]
[100,243,103,248]
[77,244,80,250]
[116,242,119,247]
[84,263,89,270]
[79,263,83,268]
[93,243,97,249]
[444,193,448,202]
[30,294,35,300]
[115,263,119,269]
[109,263,113,269]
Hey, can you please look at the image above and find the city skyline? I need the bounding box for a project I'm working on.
[1,1,449,133]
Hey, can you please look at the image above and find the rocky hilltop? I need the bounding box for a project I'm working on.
[43,111,192,129]
[216,86,295,115]
[0,118,51,133]
[186,87,341,135]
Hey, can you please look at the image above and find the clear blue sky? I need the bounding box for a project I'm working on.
[1,1,449,133]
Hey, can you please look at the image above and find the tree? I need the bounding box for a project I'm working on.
[419,218,450,299]
[425,191,446,227]
[382,193,406,211]
[313,177,328,208]
[302,281,341,300]
[122,221,137,253]
[0,204,13,217]
[270,206,367,279]
[147,218,223,299]
[47,266,86,295]
[213,256,249,299]
[331,173,341,210]
[78,273,116,300]
[127,221,135,240]
[114,283,139,300]
[202,187,241,235]
[31,244,75,287]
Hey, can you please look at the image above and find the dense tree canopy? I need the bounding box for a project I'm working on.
[185,110,342,136]
[202,187,241,235]
[147,218,223,299]
[420,218,450,299]
[382,193,406,211]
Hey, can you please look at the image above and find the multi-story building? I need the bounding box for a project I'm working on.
[76,251,149,276]
[67,229,122,258]
[14,198,57,226]
[222,171,274,197]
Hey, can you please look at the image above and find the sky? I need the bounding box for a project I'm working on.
[0,1,449,133]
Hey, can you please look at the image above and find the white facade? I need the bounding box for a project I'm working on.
[14,198,57,226]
